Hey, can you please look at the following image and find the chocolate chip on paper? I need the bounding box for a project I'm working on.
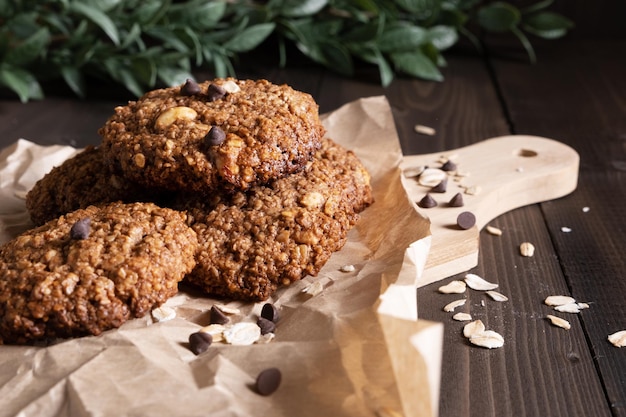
[448,192,464,207]
[256,317,276,335]
[210,305,230,325]
[189,331,213,355]
[254,367,282,396]
[261,303,280,323]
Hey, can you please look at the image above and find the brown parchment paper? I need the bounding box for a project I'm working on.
[0,96,442,417]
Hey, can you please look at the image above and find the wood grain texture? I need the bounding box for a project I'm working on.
[489,39,626,417]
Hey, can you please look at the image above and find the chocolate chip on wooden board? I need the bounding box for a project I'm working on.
[418,193,437,208]
[448,192,464,207]
[456,211,476,230]
[254,368,282,396]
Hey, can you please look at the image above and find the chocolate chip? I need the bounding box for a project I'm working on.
[457,211,476,230]
[418,193,437,208]
[207,83,227,101]
[255,368,282,396]
[431,178,447,193]
[256,317,276,335]
[181,79,202,96]
[210,305,229,325]
[205,126,226,146]
[189,332,213,355]
[448,192,464,207]
[261,303,280,323]
[441,160,457,171]
[70,218,91,240]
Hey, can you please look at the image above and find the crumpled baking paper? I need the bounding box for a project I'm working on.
[0,96,442,417]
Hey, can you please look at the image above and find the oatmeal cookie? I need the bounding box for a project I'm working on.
[99,78,325,193]
[178,138,373,301]
[25,145,164,226]
[0,202,198,344]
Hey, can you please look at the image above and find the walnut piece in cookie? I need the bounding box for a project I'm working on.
[177,137,373,301]
[0,202,198,345]
[99,78,325,193]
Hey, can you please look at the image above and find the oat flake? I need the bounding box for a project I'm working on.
[443,299,466,312]
[453,312,473,322]
[608,330,626,347]
[469,330,505,349]
[438,280,467,294]
[544,295,576,307]
[547,315,571,330]
[486,290,509,302]
[463,320,486,338]
[464,273,498,291]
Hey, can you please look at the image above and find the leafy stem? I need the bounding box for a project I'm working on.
[0,0,574,102]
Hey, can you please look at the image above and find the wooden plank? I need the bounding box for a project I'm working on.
[488,39,626,416]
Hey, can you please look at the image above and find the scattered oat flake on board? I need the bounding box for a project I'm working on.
[464,185,482,195]
[464,273,498,291]
[418,168,447,187]
[608,330,626,347]
[547,315,571,330]
[554,303,584,313]
[470,330,505,349]
[414,124,436,136]
[443,299,466,312]
[582,206,590,213]
[486,290,509,302]
[486,226,503,236]
[453,312,473,322]
[438,280,467,294]
[544,295,576,306]
[561,227,572,233]
[520,242,535,257]
[463,320,486,338]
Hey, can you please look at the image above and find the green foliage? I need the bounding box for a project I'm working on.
[0,0,573,101]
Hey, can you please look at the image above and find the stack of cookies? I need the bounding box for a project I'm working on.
[0,79,373,344]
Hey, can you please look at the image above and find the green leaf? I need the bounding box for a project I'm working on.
[522,0,553,14]
[395,0,440,20]
[390,50,443,81]
[378,24,427,52]
[319,40,353,76]
[523,11,574,39]
[511,26,536,63]
[0,66,43,102]
[427,25,458,50]
[477,2,521,32]
[117,67,145,97]
[223,23,275,52]
[69,2,120,45]
[4,27,50,66]
[280,0,328,17]
[60,66,85,97]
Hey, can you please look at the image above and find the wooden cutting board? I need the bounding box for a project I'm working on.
[400,135,579,287]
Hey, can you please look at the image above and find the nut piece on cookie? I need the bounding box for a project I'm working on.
[0,202,198,345]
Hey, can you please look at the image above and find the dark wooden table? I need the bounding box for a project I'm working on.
[1,13,624,417]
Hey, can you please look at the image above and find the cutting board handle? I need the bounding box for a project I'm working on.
[400,135,579,287]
